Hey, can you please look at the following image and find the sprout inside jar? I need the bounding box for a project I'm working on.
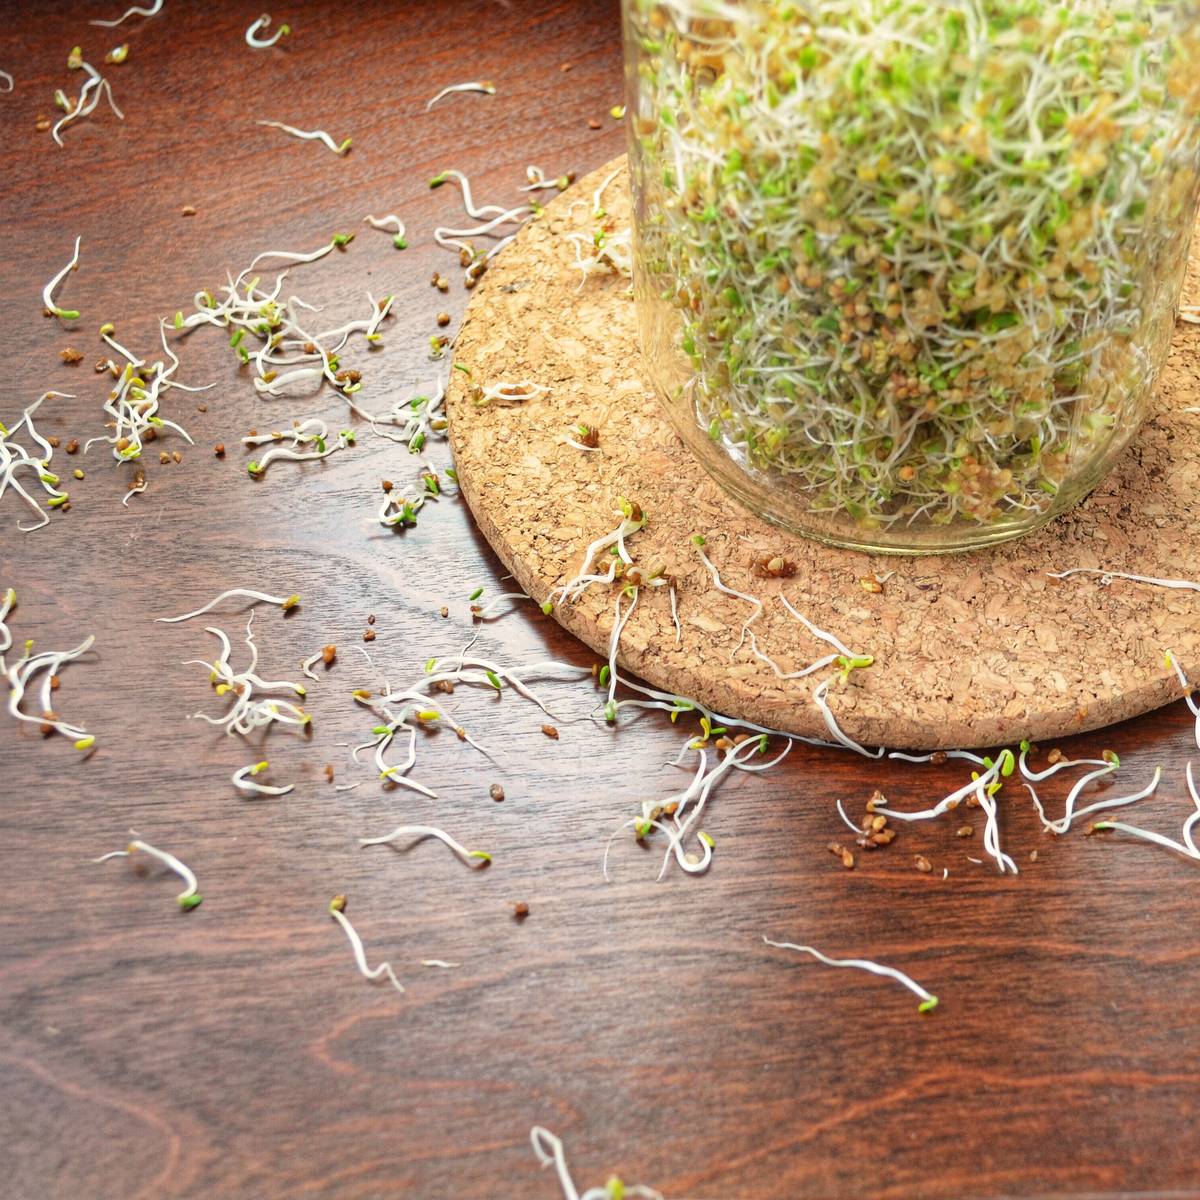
[623,0,1200,552]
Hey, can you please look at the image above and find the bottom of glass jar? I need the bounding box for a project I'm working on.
[658,393,1134,557]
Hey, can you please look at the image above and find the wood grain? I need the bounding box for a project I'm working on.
[1,4,1199,1199]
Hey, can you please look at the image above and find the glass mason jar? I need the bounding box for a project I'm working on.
[622,1,1200,553]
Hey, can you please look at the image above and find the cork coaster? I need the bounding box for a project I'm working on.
[446,156,1200,750]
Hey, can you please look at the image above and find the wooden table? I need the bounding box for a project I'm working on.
[2,3,1198,1197]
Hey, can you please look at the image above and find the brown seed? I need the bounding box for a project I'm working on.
[1029,849,1039,862]
[859,575,883,593]
[436,312,451,327]
[60,348,84,365]
[40,710,58,736]
[489,783,505,802]
[171,451,182,464]
[956,825,974,838]
[512,901,529,919]
[36,119,51,132]
[143,426,157,442]
[381,479,393,492]
[159,451,171,465]
[362,629,376,642]
[324,763,335,783]
[871,828,896,845]
[560,61,573,72]
[870,814,888,832]
[914,854,933,873]
[840,847,855,869]
[321,644,336,665]
[197,402,208,413]
[214,444,225,457]
[432,678,454,694]
[65,439,79,454]
[181,205,196,216]
[587,117,602,129]
[1047,748,1064,765]
[46,435,61,448]
[49,675,60,690]
[115,437,130,452]
[439,606,449,618]
[930,750,947,765]
[366,614,376,625]
[541,724,559,740]
[866,788,886,811]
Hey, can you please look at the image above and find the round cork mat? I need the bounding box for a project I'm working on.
[446,156,1200,751]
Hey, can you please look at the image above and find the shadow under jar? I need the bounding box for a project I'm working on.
[623,0,1200,553]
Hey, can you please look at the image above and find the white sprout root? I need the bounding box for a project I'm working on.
[328,896,404,992]
[364,212,407,250]
[90,0,162,26]
[232,760,294,796]
[1048,568,1200,594]
[2,392,75,532]
[530,1126,663,1200]
[43,236,81,320]
[874,749,1018,873]
[183,616,311,739]
[175,238,394,420]
[341,645,588,795]
[5,613,96,749]
[763,937,939,1014]
[246,14,291,48]
[157,587,300,624]
[0,70,13,93]
[429,168,535,285]
[1091,761,1200,864]
[243,419,354,476]
[425,80,495,111]
[84,318,200,466]
[547,498,650,607]
[51,56,123,146]
[359,824,491,867]
[257,120,351,156]
[94,834,201,909]
[1163,650,1200,749]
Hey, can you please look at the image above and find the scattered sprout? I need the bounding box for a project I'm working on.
[182,615,311,738]
[2,392,76,532]
[42,236,82,321]
[364,212,407,249]
[49,56,123,145]
[328,895,404,993]
[232,759,295,796]
[157,587,299,623]
[257,120,351,156]
[530,1127,663,1200]
[245,13,291,48]
[763,936,938,1014]
[94,833,201,909]
[359,824,491,867]
[425,80,496,110]
[90,0,162,26]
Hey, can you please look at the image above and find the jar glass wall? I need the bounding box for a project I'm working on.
[623,1,1200,553]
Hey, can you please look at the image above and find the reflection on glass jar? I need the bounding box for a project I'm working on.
[623,1,1200,553]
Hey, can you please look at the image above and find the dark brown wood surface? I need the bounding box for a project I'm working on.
[2,3,1199,1198]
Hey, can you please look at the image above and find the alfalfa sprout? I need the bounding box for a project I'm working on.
[628,0,1200,532]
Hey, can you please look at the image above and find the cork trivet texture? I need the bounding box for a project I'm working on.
[446,155,1200,751]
